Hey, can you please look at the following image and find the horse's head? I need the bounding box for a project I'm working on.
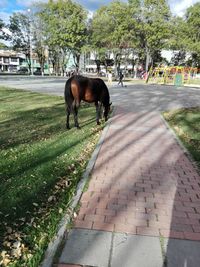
[104,102,112,121]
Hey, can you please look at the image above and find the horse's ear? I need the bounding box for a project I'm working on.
[109,102,112,106]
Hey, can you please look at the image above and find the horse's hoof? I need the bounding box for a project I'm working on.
[66,126,70,130]
[76,126,81,130]
[97,121,100,125]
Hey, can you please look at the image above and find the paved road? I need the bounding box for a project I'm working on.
[1,76,200,111]
[0,76,66,96]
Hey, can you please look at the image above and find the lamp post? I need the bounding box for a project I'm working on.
[27,9,34,76]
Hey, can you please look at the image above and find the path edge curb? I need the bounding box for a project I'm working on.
[40,113,113,267]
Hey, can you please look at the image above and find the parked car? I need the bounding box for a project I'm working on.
[17,67,29,74]
[33,69,42,75]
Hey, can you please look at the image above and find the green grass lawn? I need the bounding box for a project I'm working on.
[163,107,200,168]
[0,87,103,266]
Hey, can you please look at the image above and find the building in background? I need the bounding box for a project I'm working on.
[0,49,25,72]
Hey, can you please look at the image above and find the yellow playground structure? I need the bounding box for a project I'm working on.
[146,66,198,86]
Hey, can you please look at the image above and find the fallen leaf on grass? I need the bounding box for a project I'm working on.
[59,208,63,214]
[5,227,12,234]
[48,196,56,202]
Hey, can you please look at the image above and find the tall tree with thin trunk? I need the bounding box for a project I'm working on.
[129,0,172,70]
[91,1,137,75]
[39,0,88,73]
[9,12,32,72]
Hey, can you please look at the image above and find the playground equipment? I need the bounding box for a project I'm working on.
[146,66,198,86]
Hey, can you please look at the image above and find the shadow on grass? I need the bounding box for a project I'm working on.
[0,102,96,150]
[0,91,100,252]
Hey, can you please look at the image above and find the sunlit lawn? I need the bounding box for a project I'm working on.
[163,107,200,168]
[0,87,102,266]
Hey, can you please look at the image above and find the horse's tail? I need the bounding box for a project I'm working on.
[64,77,73,111]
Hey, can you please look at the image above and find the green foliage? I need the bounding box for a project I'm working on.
[39,0,88,70]
[167,2,200,67]
[90,1,138,72]
[129,0,171,65]
[8,12,32,72]
[90,0,172,69]
[0,42,8,49]
[0,19,4,39]
[9,13,30,56]
[185,3,200,67]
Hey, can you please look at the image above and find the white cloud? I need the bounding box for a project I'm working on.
[169,0,200,16]
[16,0,47,7]
[88,10,94,19]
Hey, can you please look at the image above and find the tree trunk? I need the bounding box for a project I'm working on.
[145,47,150,72]
[73,53,80,73]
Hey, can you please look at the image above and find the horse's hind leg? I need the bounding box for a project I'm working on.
[72,101,80,129]
[66,105,71,129]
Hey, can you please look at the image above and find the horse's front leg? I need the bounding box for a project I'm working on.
[99,103,103,119]
[95,102,100,125]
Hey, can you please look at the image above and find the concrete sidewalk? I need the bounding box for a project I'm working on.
[57,106,200,267]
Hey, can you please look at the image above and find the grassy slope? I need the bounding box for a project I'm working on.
[0,87,103,266]
[163,107,200,168]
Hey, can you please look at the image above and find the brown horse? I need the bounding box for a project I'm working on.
[64,75,112,129]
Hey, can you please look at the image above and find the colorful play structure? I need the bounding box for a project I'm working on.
[146,66,199,86]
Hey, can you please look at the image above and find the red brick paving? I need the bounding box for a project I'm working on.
[74,108,200,241]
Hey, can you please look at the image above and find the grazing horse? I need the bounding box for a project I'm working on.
[64,75,112,129]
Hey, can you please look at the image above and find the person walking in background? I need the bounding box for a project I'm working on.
[118,71,124,87]
[107,71,113,85]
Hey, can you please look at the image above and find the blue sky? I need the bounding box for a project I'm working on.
[0,0,199,23]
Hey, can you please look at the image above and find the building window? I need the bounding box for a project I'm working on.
[11,57,18,62]
[3,58,9,63]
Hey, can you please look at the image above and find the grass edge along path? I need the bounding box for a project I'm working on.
[0,87,104,267]
[163,107,200,170]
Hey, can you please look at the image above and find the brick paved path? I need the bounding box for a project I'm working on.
[74,107,200,241]
[57,86,200,267]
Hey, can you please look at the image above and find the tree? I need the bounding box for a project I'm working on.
[31,14,47,75]
[91,1,136,75]
[129,0,172,70]
[8,12,32,72]
[0,19,4,38]
[185,3,200,67]
[39,0,88,73]
[0,19,8,40]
